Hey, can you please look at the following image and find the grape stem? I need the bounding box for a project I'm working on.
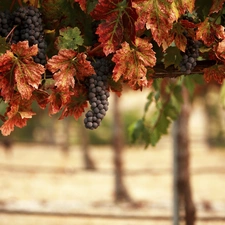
[5,25,18,42]
[87,43,104,57]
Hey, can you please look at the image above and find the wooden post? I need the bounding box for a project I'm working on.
[80,119,96,170]
[172,87,196,225]
[112,93,131,202]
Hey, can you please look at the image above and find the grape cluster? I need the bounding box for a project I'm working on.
[179,33,201,74]
[84,58,112,130]
[0,11,13,37]
[179,15,201,74]
[0,6,46,65]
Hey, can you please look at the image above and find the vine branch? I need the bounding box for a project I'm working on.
[44,60,216,80]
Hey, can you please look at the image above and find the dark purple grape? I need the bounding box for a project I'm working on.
[84,58,114,130]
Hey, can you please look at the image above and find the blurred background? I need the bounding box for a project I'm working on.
[0,85,225,225]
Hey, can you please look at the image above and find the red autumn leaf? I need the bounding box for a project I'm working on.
[74,0,87,11]
[133,0,195,50]
[0,42,44,101]
[0,114,28,136]
[91,0,137,55]
[112,37,156,90]
[14,61,44,100]
[48,88,72,116]
[11,41,38,58]
[0,51,15,101]
[196,18,225,46]
[0,93,35,136]
[0,50,14,74]
[11,41,43,100]
[174,0,195,15]
[33,89,50,109]
[96,21,123,56]
[0,76,15,102]
[47,49,95,92]
[214,39,225,63]
[133,0,177,50]
[203,64,225,84]
[59,86,88,120]
[209,0,225,14]
[162,22,188,52]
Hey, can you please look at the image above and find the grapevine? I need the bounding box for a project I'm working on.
[0,0,224,145]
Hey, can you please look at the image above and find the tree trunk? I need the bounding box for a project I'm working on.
[173,87,196,225]
[80,119,96,170]
[112,94,131,203]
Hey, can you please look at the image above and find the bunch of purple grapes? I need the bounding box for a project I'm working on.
[84,58,113,130]
[0,6,46,65]
[0,11,14,37]
[179,33,201,74]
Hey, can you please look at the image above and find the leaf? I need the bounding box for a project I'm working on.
[59,86,88,120]
[149,129,161,147]
[12,42,44,100]
[128,119,147,144]
[47,49,95,92]
[75,0,98,13]
[91,0,138,55]
[48,89,72,115]
[42,0,79,29]
[0,50,14,74]
[0,114,28,136]
[74,0,87,11]
[133,0,178,50]
[0,37,10,55]
[108,77,123,97]
[196,18,225,46]
[0,50,15,101]
[15,62,44,100]
[56,27,84,50]
[174,0,195,15]
[203,64,225,84]
[112,37,156,90]
[0,94,35,136]
[0,42,44,101]
[209,0,225,14]
[164,46,182,68]
[33,89,50,109]
[215,39,225,62]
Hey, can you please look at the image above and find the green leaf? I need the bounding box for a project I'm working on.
[0,37,10,55]
[164,104,179,120]
[157,113,170,134]
[149,129,160,147]
[128,119,145,143]
[164,46,182,68]
[87,0,98,13]
[183,76,195,96]
[144,92,154,113]
[57,27,84,50]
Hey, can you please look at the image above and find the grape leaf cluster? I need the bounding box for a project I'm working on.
[0,6,46,65]
[84,58,113,130]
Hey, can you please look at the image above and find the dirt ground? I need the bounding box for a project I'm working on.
[0,101,225,225]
